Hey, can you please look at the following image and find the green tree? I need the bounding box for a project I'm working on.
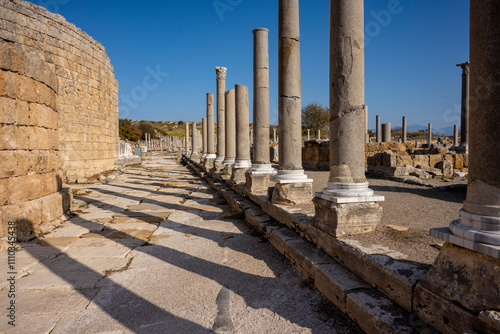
[301,102,329,134]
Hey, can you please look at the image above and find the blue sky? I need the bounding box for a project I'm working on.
[42,0,469,130]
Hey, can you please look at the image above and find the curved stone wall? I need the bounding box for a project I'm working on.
[0,0,118,240]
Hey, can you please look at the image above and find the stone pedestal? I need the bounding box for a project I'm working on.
[246,164,276,193]
[312,197,383,237]
[271,0,312,204]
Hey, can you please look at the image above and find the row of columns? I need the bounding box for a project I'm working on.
[183,2,499,332]
[190,0,498,258]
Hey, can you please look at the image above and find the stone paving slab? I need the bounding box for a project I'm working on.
[0,156,363,333]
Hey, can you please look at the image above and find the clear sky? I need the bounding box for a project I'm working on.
[41,0,469,131]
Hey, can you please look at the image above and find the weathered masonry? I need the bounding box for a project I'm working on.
[0,0,119,241]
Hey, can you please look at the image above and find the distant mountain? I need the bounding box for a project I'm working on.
[407,124,427,132]
[434,126,456,136]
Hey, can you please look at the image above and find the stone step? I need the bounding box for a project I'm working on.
[184,157,436,334]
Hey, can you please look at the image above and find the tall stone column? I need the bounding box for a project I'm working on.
[312,0,383,237]
[214,67,227,171]
[271,0,313,204]
[427,123,432,146]
[205,93,217,170]
[457,61,470,153]
[247,28,276,192]
[375,115,381,143]
[202,118,207,158]
[402,116,407,143]
[421,3,500,332]
[184,122,189,155]
[365,106,369,143]
[224,89,236,174]
[190,122,199,159]
[382,122,391,142]
[273,129,277,142]
[453,124,459,147]
[307,129,310,140]
[231,85,251,184]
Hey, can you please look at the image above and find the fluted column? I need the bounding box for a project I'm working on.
[215,67,227,163]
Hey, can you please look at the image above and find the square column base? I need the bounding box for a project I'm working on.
[231,168,248,184]
[414,243,500,334]
[211,160,225,175]
[245,172,275,193]
[203,158,215,172]
[222,164,233,177]
[270,182,313,205]
[311,197,382,237]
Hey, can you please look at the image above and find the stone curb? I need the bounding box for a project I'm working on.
[183,156,435,334]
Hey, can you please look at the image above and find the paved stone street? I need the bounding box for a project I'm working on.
[0,156,361,334]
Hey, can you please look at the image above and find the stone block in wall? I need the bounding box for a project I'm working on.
[453,154,464,169]
[396,155,412,167]
[29,103,58,129]
[381,150,396,167]
[0,178,8,206]
[0,96,29,125]
[429,154,444,168]
[413,155,429,167]
[8,173,43,204]
[0,123,30,150]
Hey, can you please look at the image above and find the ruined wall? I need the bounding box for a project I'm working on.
[302,141,413,170]
[0,0,118,239]
[0,0,119,181]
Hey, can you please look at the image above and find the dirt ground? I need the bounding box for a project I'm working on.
[306,170,467,265]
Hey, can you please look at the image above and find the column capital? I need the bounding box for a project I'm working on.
[456,61,470,74]
[216,67,227,80]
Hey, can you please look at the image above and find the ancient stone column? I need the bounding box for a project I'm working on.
[205,93,217,170]
[457,61,470,151]
[365,106,369,143]
[231,85,251,183]
[312,0,383,237]
[247,28,276,191]
[402,116,407,143]
[202,118,207,158]
[215,67,227,169]
[224,89,236,171]
[422,3,500,332]
[307,129,310,140]
[273,128,277,142]
[271,0,313,204]
[453,124,459,147]
[382,122,391,142]
[190,122,199,159]
[376,115,381,143]
[427,123,432,146]
[184,122,189,155]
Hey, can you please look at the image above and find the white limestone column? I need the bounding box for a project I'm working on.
[215,67,227,162]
